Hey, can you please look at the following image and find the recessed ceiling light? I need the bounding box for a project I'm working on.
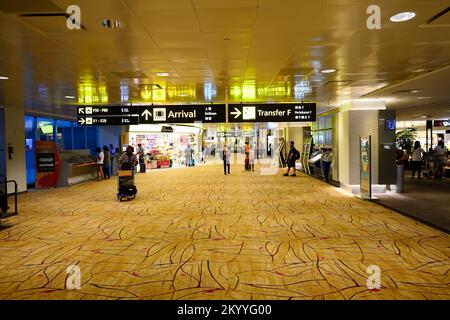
[390,12,416,22]
[99,18,124,29]
[321,69,336,74]
[410,89,421,94]
[0,76,9,80]
[418,96,432,99]
[413,68,426,73]
[156,72,170,77]
[64,95,76,99]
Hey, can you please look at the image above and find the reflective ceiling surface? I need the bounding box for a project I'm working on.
[0,0,449,119]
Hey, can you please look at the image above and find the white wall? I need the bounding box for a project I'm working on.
[5,108,26,193]
[338,110,379,187]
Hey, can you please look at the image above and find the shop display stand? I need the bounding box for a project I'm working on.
[302,138,313,175]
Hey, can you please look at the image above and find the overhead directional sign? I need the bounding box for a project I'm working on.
[138,104,226,124]
[77,105,138,116]
[77,116,139,126]
[228,103,316,123]
[77,105,139,126]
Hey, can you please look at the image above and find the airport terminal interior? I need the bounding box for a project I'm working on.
[0,0,449,300]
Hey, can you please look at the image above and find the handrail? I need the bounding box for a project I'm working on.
[0,176,18,218]
[6,180,18,216]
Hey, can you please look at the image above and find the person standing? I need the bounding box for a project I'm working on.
[321,147,333,182]
[248,144,255,171]
[102,146,111,180]
[283,141,300,177]
[185,145,193,167]
[223,145,231,175]
[433,140,448,179]
[411,141,424,179]
[109,144,116,176]
[96,147,104,181]
[137,143,146,173]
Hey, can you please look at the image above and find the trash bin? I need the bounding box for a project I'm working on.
[396,164,405,193]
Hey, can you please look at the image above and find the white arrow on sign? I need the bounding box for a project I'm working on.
[141,109,152,121]
[78,107,84,114]
[78,118,85,125]
[230,108,242,119]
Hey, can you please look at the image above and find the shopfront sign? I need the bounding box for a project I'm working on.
[360,136,372,200]
[228,103,316,123]
[35,141,60,189]
[138,104,226,124]
[434,120,450,128]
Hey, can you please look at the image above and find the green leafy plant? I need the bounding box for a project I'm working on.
[396,128,417,153]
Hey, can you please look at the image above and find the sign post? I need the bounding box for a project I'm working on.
[360,136,372,200]
[35,141,60,189]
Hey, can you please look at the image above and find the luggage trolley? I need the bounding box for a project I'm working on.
[117,168,137,201]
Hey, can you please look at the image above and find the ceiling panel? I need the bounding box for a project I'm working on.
[196,8,257,32]
[134,9,199,33]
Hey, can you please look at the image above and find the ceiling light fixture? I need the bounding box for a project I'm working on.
[64,95,76,99]
[156,72,170,77]
[390,12,416,22]
[417,96,432,99]
[0,76,9,80]
[321,69,336,74]
[410,89,421,94]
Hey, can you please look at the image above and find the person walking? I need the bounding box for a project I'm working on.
[102,146,111,180]
[411,141,424,179]
[223,145,231,175]
[119,145,138,170]
[283,141,300,177]
[96,147,104,181]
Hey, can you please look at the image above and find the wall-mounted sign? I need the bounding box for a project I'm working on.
[360,136,372,200]
[228,103,316,123]
[217,131,241,138]
[35,141,60,189]
[138,104,226,124]
[434,120,450,128]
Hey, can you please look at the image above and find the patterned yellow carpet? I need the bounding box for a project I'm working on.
[0,165,449,300]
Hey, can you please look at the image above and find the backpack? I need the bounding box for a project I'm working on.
[294,149,301,160]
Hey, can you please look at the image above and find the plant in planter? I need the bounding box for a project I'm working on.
[396,128,417,154]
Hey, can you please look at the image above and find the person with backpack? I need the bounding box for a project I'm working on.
[283,141,300,177]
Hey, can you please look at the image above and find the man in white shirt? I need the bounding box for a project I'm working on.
[411,141,424,178]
